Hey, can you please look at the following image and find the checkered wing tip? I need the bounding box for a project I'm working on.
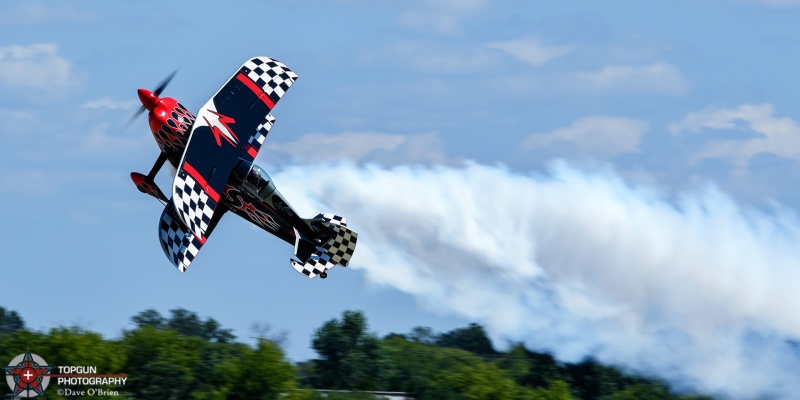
[158,202,204,273]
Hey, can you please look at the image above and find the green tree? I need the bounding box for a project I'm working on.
[130,308,235,343]
[408,326,438,345]
[530,380,575,400]
[190,341,250,399]
[433,360,527,400]
[561,359,627,400]
[45,327,125,371]
[310,310,392,390]
[0,307,25,335]
[382,335,491,400]
[226,339,298,399]
[167,308,236,343]
[131,309,165,329]
[609,383,672,400]
[436,323,496,355]
[0,329,49,366]
[498,344,562,390]
[122,325,205,399]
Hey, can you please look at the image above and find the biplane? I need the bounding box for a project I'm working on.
[129,57,357,279]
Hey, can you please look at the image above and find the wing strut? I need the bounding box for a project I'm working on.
[147,152,168,180]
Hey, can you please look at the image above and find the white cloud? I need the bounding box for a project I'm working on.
[522,116,649,158]
[669,103,800,165]
[572,63,690,95]
[47,124,150,161]
[0,1,98,26]
[267,132,447,165]
[0,169,53,195]
[486,37,573,67]
[397,0,489,35]
[373,40,498,74]
[423,0,488,10]
[0,108,37,135]
[80,97,138,110]
[735,0,800,7]
[0,43,87,101]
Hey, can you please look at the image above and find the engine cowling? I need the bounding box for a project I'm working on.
[142,93,195,155]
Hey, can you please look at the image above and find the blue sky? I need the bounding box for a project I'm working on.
[3,0,800,397]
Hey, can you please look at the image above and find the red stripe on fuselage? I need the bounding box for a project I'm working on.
[245,144,258,159]
[182,162,220,202]
[236,73,275,109]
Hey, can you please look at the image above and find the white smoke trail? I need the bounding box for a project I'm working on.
[275,160,800,399]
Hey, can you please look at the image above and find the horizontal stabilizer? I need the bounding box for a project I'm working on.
[291,214,357,278]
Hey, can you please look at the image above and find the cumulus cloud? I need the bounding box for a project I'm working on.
[0,43,87,101]
[486,37,573,67]
[670,103,800,165]
[572,63,690,95]
[521,116,648,158]
[267,132,447,165]
[275,161,800,399]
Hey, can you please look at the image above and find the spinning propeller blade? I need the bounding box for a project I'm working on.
[123,70,178,130]
[153,70,177,97]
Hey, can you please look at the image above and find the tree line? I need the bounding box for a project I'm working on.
[0,307,714,399]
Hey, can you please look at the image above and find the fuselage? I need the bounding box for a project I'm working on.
[136,89,322,246]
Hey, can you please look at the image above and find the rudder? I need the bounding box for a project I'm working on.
[290,214,358,278]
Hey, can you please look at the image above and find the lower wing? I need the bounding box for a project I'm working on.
[158,200,225,273]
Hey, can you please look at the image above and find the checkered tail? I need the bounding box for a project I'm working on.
[290,217,358,279]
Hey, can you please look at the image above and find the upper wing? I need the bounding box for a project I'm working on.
[172,57,298,240]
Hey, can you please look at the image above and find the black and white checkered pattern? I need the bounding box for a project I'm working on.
[324,225,357,266]
[249,113,276,152]
[243,57,298,104]
[158,203,203,273]
[173,169,216,240]
[290,224,358,278]
[316,213,348,227]
[290,256,331,278]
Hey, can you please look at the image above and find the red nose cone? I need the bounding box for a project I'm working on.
[137,88,159,111]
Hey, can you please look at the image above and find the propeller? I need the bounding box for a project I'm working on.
[153,70,177,97]
[124,70,177,129]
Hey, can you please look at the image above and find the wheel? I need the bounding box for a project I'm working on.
[320,272,328,279]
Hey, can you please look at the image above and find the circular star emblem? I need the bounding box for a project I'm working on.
[4,351,52,398]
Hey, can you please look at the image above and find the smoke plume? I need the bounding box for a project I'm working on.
[275,160,800,399]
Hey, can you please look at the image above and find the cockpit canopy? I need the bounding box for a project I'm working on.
[243,165,277,200]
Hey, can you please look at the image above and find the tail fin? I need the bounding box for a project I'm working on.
[290,214,358,278]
